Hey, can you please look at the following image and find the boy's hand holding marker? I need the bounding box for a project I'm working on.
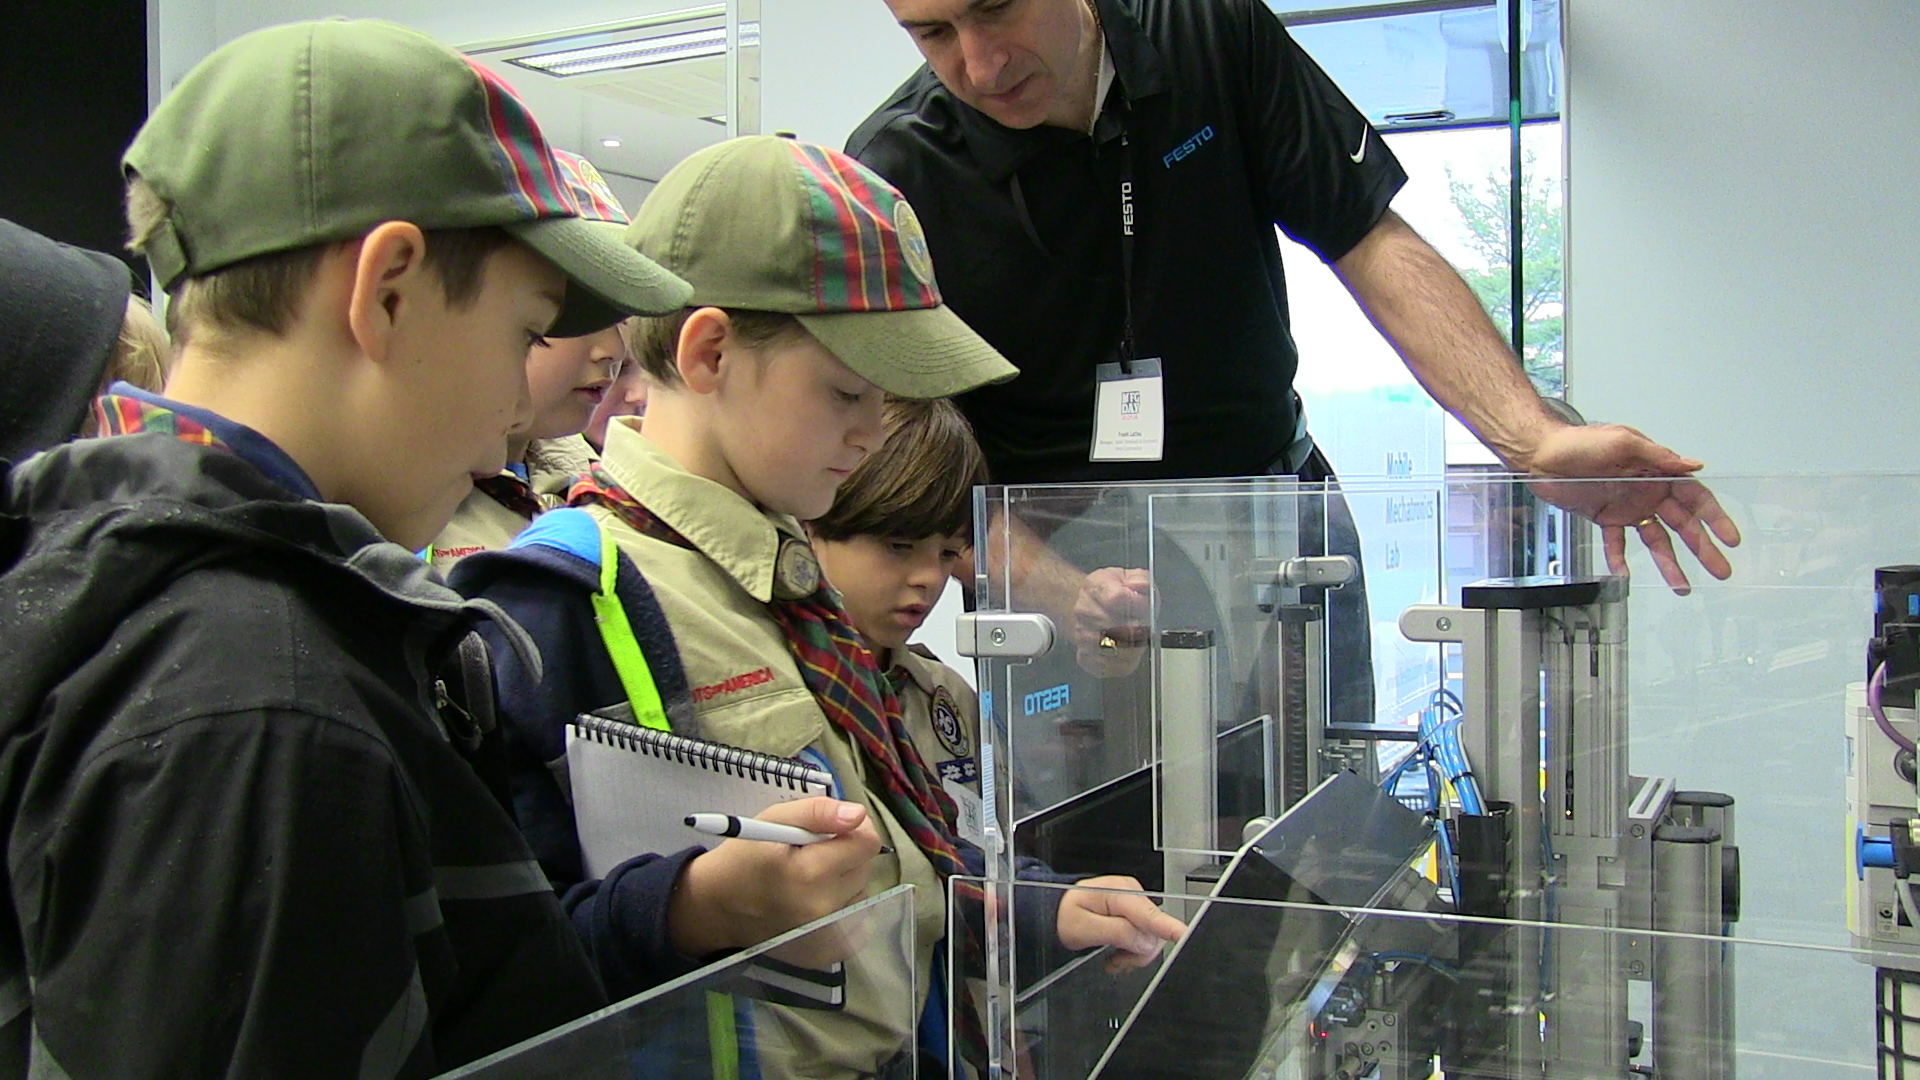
[667,797,881,958]
[685,812,894,854]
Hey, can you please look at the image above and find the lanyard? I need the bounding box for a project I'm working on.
[1004,111,1139,370]
[1117,127,1137,372]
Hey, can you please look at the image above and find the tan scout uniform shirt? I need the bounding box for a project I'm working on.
[428,436,596,568]
[589,419,943,1080]
[891,645,981,797]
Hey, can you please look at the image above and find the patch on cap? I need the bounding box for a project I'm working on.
[893,200,936,286]
[463,58,580,219]
[553,149,630,226]
[786,142,942,315]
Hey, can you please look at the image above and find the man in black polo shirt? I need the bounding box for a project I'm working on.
[848,0,1736,693]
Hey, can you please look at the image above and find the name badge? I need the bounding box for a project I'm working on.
[943,777,987,848]
[1091,358,1165,462]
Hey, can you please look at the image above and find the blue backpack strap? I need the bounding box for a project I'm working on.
[512,509,671,731]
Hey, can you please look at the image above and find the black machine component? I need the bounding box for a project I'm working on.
[1896,819,1920,881]
[1673,790,1743,924]
[1311,972,1444,1080]
[1019,766,1161,893]
[1459,574,1618,611]
[1084,772,1441,1080]
[1872,565,1920,709]
[1882,969,1920,1079]
[1450,804,1513,920]
[1274,603,1324,806]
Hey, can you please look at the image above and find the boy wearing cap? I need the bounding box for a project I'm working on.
[0,20,691,1078]
[458,136,1182,1079]
[428,151,631,569]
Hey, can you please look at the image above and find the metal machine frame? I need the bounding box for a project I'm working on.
[961,470,1745,1079]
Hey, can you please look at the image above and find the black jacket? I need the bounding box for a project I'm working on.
[0,435,605,1078]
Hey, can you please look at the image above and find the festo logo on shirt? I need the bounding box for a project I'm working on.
[1163,125,1216,168]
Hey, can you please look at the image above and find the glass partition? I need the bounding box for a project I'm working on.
[972,477,1328,896]
[955,876,1874,1080]
[970,472,1920,1077]
[438,884,917,1079]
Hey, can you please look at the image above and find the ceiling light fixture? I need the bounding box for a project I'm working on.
[509,23,759,78]
[601,137,623,148]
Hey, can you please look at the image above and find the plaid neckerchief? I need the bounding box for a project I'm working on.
[93,394,229,449]
[473,471,544,520]
[569,462,992,1068]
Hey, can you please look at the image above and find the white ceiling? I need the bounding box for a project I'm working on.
[155,0,746,211]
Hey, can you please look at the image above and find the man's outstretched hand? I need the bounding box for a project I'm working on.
[1522,423,1741,594]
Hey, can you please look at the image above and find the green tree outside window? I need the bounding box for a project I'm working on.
[1447,143,1564,398]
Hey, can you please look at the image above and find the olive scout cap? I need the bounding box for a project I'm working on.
[552,149,632,231]
[627,136,1018,400]
[123,19,691,337]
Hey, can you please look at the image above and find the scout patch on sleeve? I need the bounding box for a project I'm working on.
[930,685,971,758]
[772,537,822,601]
[937,758,979,786]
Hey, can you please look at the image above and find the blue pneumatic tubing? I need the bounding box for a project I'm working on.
[1861,825,1898,880]
[1420,711,1486,816]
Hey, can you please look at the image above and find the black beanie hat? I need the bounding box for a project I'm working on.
[0,219,134,461]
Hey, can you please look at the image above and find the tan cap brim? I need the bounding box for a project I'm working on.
[507,215,691,337]
[796,305,1019,400]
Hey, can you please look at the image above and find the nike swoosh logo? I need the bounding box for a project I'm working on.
[1349,129,1368,164]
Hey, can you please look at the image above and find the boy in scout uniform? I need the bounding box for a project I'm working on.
[427,151,630,569]
[807,398,988,824]
[464,136,1184,1078]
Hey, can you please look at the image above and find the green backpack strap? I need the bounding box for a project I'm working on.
[706,992,741,1080]
[590,521,744,1072]
[588,518,671,733]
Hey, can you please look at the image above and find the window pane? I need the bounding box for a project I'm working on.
[1382,122,1565,399]
[1278,0,1561,131]
[1278,2,1568,729]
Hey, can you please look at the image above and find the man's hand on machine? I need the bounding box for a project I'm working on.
[1520,423,1741,595]
[1055,875,1187,973]
[1073,567,1151,678]
[667,797,880,959]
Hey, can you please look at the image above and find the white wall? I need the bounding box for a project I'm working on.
[150,0,725,197]
[1566,7,1920,1068]
[759,0,924,148]
[1563,0,1920,473]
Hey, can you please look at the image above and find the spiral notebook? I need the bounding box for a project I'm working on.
[567,710,835,878]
